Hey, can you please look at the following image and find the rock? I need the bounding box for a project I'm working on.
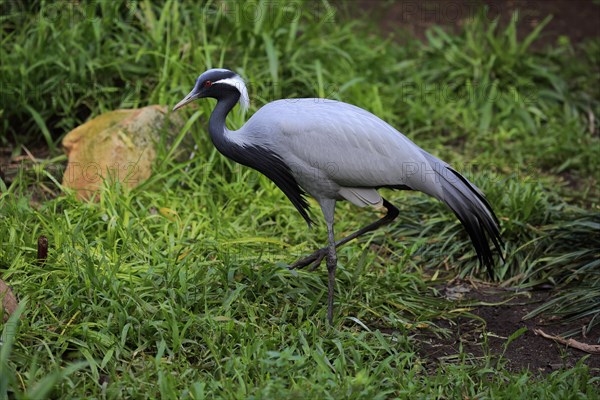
[0,278,17,321]
[62,105,187,200]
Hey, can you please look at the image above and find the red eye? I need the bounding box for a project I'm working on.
[204,80,212,88]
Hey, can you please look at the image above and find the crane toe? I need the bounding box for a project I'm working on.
[288,247,328,271]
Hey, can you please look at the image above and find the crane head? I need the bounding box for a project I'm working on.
[173,68,249,112]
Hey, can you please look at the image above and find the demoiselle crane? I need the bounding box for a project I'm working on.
[173,68,503,324]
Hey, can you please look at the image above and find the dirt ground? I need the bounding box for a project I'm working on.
[357,0,600,47]
[414,282,599,374]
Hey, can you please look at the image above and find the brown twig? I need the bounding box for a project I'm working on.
[533,328,600,354]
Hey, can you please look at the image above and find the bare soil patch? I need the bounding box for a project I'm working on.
[356,0,600,48]
[416,283,599,374]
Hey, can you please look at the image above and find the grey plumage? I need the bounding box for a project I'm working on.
[174,68,503,324]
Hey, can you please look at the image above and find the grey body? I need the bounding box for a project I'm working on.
[174,68,503,324]
[239,99,443,204]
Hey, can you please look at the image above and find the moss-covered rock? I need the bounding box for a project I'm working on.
[61,105,186,200]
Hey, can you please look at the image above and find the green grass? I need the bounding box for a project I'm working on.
[1,0,599,398]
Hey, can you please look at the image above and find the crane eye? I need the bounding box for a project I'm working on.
[203,80,212,88]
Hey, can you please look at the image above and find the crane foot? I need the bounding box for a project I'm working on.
[288,247,327,271]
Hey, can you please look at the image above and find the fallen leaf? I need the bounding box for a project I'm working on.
[159,207,179,222]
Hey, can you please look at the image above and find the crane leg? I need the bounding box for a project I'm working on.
[289,198,399,271]
[318,199,338,325]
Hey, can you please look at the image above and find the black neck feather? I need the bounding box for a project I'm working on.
[207,95,314,226]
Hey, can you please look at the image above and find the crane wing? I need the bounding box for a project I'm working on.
[249,99,442,197]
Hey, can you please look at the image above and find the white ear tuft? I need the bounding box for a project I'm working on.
[214,75,249,113]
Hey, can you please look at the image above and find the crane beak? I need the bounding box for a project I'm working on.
[172,91,199,111]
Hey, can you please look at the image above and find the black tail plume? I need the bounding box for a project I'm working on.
[422,153,504,276]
